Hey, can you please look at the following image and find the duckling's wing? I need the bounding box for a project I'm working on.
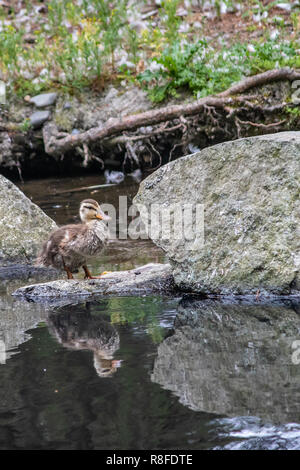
[57,224,89,254]
[69,221,109,258]
[36,224,87,266]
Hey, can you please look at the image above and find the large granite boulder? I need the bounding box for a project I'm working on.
[0,175,57,264]
[134,132,300,296]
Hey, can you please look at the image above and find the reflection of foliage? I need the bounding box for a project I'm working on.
[99,296,169,344]
[146,322,165,344]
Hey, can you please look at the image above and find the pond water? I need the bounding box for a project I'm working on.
[0,175,300,450]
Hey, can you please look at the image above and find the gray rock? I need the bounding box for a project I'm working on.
[152,297,300,423]
[134,132,300,296]
[0,294,48,361]
[29,110,50,128]
[63,102,72,110]
[12,263,174,302]
[0,175,57,263]
[53,85,152,132]
[30,92,57,108]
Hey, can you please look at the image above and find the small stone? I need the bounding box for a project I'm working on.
[24,34,36,44]
[270,29,279,40]
[24,95,31,102]
[176,8,188,16]
[29,110,50,129]
[30,92,57,108]
[104,170,124,184]
[276,3,292,11]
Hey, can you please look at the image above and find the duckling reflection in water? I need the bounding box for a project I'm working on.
[48,305,121,378]
[36,199,110,279]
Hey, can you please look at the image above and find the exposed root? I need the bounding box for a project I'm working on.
[236,118,287,130]
[3,67,298,174]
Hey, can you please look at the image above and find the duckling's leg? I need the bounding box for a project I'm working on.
[62,257,74,279]
[83,265,94,279]
[82,265,110,279]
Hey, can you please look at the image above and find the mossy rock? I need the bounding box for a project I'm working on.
[134,132,300,296]
[0,175,57,263]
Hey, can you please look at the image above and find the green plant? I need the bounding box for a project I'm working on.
[126,27,139,64]
[19,118,31,132]
[138,38,300,103]
[1,0,299,102]
[285,106,300,120]
[48,0,65,29]
[0,25,23,70]
[160,0,181,42]
[291,12,300,32]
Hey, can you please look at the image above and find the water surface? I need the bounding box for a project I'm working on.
[0,175,299,450]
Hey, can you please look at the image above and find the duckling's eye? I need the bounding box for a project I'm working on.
[83,205,96,211]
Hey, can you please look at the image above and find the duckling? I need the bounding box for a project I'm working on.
[36,199,110,279]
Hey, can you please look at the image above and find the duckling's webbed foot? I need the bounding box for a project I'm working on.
[82,265,111,279]
[82,265,102,279]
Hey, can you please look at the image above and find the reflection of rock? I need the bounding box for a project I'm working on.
[48,303,121,377]
[13,263,174,303]
[152,298,300,423]
[0,295,47,359]
[0,263,59,290]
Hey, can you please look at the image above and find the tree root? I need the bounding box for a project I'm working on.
[43,67,300,160]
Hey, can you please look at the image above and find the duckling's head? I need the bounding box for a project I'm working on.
[79,199,110,223]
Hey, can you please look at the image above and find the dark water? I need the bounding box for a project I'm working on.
[18,174,165,273]
[0,175,300,450]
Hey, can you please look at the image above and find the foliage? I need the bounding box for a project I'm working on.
[0,0,299,100]
[138,38,300,103]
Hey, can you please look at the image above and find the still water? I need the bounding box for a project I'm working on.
[0,175,300,450]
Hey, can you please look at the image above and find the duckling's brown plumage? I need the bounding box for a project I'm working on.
[36,199,110,279]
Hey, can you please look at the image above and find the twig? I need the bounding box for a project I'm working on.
[219,68,300,97]
[125,141,140,166]
[146,141,162,169]
[82,143,90,167]
[107,123,183,145]
[236,118,287,129]
[56,184,115,195]
[169,142,183,162]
